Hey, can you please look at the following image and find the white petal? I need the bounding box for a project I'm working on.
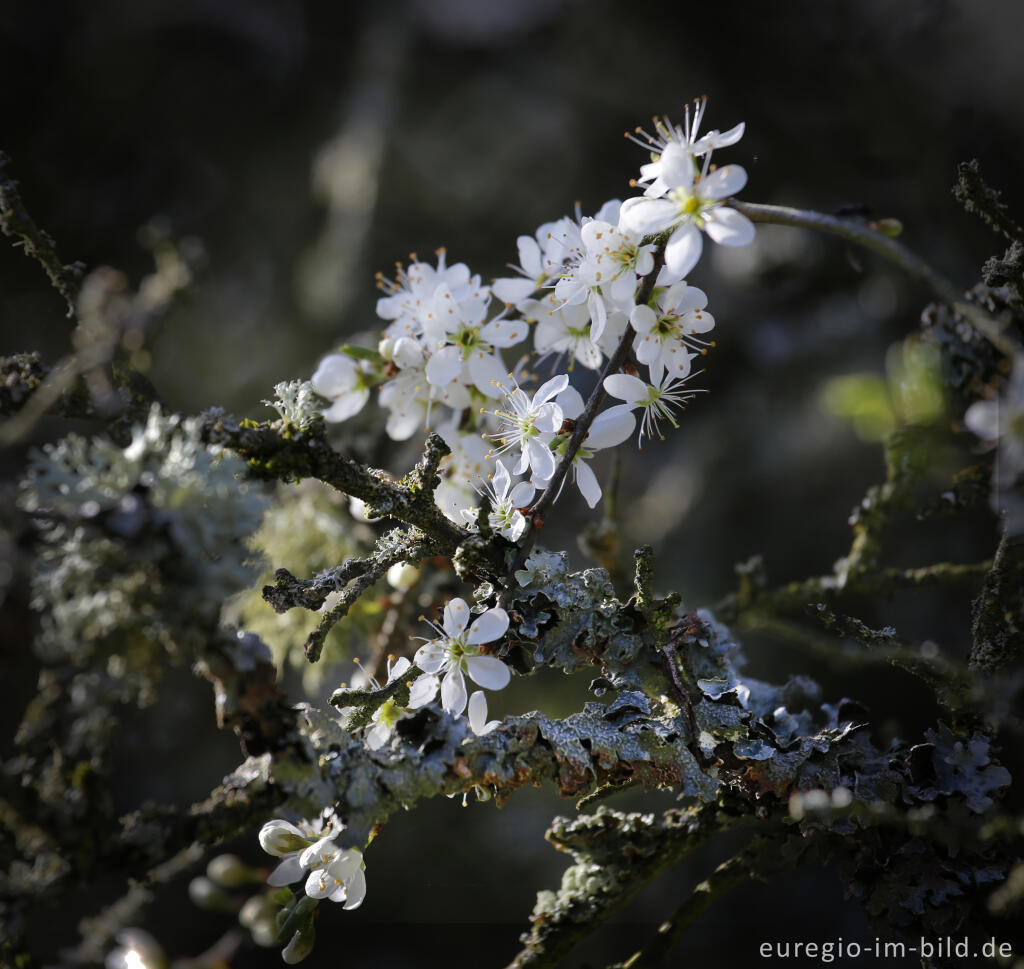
[481,317,528,348]
[620,197,678,235]
[588,291,608,343]
[556,386,585,420]
[665,349,694,378]
[414,642,448,674]
[665,224,703,277]
[603,372,647,404]
[384,404,424,441]
[534,373,570,406]
[267,856,305,886]
[629,304,657,335]
[466,654,511,690]
[508,481,536,506]
[365,722,390,750]
[492,460,512,499]
[441,668,468,717]
[517,234,543,277]
[705,121,745,150]
[311,354,357,397]
[703,206,756,247]
[575,459,602,508]
[387,656,411,681]
[575,338,604,371]
[304,868,336,899]
[492,277,537,304]
[466,608,509,646]
[658,143,696,187]
[259,819,306,857]
[469,351,510,398]
[425,345,463,386]
[468,690,500,735]
[322,387,369,422]
[700,164,748,201]
[669,284,708,313]
[408,672,440,708]
[468,690,489,734]
[342,866,367,910]
[634,332,662,366]
[392,337,425,369]
[533,401,564,434]
[526,438,557,480]
[586,405,636,450]
[443,598,471,636]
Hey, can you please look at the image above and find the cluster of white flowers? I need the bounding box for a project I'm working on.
[310,97,751,535]
[258,813,366,908]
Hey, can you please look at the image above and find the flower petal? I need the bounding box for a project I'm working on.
[534,373,570,406]
[341,865,367,910]
[443,598,470,636]
[408,672,440,707]
[469,350,511,397]
[665,223,703,278]
[700,164,748,201]
[575,459,602,508]
[603,372,647,404]
[466,654,511,690]
[703,206,756,246]
[441,667,468,717]
[468,690,500,735]
[467,607,509,645]
[586,405,636,450]
[425,345,463,386]
[267,855,305,886]
[414,642,448,674]
[323,387,370,423]
[311,354,357,397]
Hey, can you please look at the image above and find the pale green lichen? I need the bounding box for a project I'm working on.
[20,406,269,681]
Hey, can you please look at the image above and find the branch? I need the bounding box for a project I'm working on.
[203,417,472,554]
[732,199,1021,358]
[506,805,736,969]
[608,836,790,969]
[0,150,85,317]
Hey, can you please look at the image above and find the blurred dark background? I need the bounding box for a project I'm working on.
[2,0,1021,966]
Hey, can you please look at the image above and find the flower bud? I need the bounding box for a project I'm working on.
[259,820,308,857]
[378,337,395,361]
[188,875,233,912]
[207,852,252,887]
[386,561,418,591]
[281,926,316,964]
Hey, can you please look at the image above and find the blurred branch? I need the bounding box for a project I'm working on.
[506,805,738,969]
[608,835,792,969]
[0,150,85,317]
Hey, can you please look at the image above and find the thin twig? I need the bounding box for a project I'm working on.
[732,200,1020,358]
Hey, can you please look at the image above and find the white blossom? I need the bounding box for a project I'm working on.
[462,459,536,541]
[487,374,568,481]
[413,598,511,718]
[603,370,704,446]
[468,690,501,736]
[311,353,372,423]
[299,836,366,908]
[364,656,413,751]
[629,282,714,384]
